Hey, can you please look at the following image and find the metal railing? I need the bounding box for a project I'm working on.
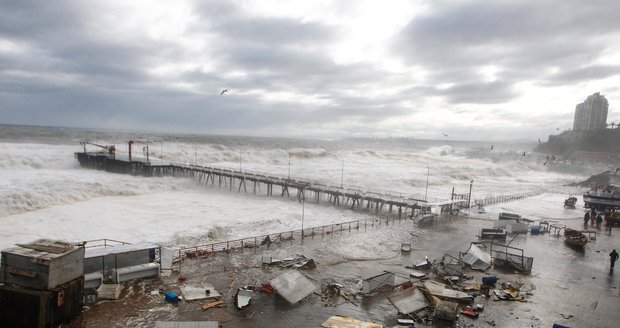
[473,190,545,208]
[166,162,446,205]
[175,211,413,261]
[82,238,131,248]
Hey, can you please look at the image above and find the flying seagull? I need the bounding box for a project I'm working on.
[441,133,449,137]
[522,151,526,156]
[220,88,229,95]
[490,145,494,150]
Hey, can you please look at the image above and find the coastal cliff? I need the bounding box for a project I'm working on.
[535,129,620,157]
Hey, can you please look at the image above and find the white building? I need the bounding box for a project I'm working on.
[573,92,608,131]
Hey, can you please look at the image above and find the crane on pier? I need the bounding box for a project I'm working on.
[80,141,116,157]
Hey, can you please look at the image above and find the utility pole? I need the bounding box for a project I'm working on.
[424,164,430,202]
[340,157,344,188]
[468,180,474,208]
[300,193,305,238]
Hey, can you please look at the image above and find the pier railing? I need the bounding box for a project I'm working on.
[473,190,545,208]
[173,162,442,204]
[174,210,413,261]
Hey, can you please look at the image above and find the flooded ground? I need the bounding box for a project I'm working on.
[70,211,619,328]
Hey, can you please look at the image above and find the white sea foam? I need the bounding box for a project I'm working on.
[0,125,592,250]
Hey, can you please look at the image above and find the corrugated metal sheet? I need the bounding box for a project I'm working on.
[270,270,317,304]
[180,283,221,301]
[461,243,491,271]
[423,280,473,302]
[2,239,78,261]
[387,286,429,314]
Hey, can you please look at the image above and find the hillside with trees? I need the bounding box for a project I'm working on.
[535,129,620,157]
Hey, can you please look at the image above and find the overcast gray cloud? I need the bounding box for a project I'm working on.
[395,0,620,105]
[1,0,619,140]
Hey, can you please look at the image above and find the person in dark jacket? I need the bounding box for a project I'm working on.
[584,211,591,226]
[611,249,619,269]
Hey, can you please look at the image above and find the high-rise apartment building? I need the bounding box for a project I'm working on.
[573,92,608,131]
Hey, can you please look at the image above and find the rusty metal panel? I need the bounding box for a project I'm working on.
[1,239,84,290]
[0,277,83,327]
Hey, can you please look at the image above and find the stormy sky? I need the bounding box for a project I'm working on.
[1,0,620,141]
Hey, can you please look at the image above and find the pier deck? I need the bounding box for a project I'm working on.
[75,152,442,216]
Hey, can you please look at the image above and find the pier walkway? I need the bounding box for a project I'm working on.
[75,152,447,217]
[75,150,547,219]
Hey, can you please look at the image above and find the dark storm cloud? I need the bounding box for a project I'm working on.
[394,0,620,104]
[0,1,87,37]
[0,1,165,96]
[2,0,619,140]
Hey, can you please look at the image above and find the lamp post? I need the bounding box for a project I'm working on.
[424,164,430,202]
[288,152,291,180]
[300,194,305,238]
[468,180,474,208]
[340,157,344,189]
[239,149,242,172]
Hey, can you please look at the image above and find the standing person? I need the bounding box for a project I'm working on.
[596,212,603,228]
[584,210,591,226]
[610,249,619,270]
[591,209,597,226]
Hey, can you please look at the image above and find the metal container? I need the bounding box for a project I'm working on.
[84,243,159,284]
[0,239,84,290]
[0,277,83,328]
[84,242,158,274]
[498,212,521,221]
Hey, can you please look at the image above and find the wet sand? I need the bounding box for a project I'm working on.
[70,214,620,328]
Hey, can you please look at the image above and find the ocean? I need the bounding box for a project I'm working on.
[0,124,596,251]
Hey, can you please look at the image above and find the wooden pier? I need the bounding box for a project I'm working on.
[75,151,436,217]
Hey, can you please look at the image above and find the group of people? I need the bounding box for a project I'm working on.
[585,208,619,270]
[583,208,606,229]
